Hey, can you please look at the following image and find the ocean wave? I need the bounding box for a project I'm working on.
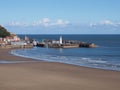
[10,49,120,71]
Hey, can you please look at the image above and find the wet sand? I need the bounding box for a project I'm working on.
[0,49,120,90]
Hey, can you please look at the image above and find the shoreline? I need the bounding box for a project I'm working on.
[1,48,119,72]
[0,49,120,90]
[9,48,120,72]
[0,48,36,61]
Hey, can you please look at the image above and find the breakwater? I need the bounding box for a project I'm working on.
[37,39,97,48]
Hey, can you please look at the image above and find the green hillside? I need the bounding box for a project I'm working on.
[0,25,10,38]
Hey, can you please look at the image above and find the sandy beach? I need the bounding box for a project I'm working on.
[0,49,120,90]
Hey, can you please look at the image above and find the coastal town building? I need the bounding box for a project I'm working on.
[0,41,6,46]
[0,25,33,48]
[5,35,20,42]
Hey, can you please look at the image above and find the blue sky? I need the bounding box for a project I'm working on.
[0,0,120,34]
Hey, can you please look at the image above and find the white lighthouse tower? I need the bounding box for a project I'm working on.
[59,36,62,44]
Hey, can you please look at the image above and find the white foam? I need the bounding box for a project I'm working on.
[10,49,120,71]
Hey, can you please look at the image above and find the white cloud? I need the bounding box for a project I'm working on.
[4,19,120,34]
[32,18,70,27]
[42,18,50,23]
[57,19,64,25]
[7,19,120,29]
[56,19,69,25]
[100,20,114,25]
[50,19,70,27]
[89,20,119,27]
[32,18,50,27]
[42,18,50,27]
[33,20,42,26]
[5,18,70,27]
[7,21,28,27]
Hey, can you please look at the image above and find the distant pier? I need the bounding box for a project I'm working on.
[37,42,96,48]
[36,36,97,48]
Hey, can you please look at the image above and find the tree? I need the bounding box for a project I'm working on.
[0,25,10,38]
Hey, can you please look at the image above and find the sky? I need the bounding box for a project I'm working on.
[0,0,120,34]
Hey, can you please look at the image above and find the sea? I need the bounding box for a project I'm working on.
[11,34,120,71]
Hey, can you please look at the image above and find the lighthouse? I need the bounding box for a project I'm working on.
[59,36,62,44]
